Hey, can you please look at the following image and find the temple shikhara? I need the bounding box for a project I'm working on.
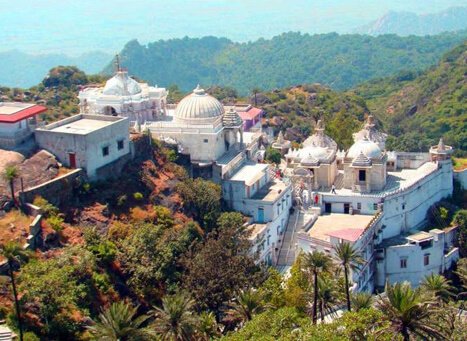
[1,62,462,294]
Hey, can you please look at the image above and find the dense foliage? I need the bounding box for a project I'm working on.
[109,31,466,94]
[350,42,467,154]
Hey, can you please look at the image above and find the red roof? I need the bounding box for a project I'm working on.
[238,107,263,121]
[326,228,365,242]
[0,103,47,123]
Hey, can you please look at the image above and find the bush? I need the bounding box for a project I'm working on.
[117,194,127,207]
[33,196,59,217]
[47,215,64,232]
[133,192,144,201]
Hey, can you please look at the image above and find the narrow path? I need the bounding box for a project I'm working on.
[276,208,301,272]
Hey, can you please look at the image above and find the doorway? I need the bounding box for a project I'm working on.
[344,203,350,214]
[68,153,76,168]
[325,203,331,213]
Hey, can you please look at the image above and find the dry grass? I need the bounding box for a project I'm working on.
[0,209,33,261]
[453,158,467,171]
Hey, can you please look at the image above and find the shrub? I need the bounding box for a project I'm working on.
[47,215,64,232]
[133,192,144,201]
[33,196,59,217]
[117,194,127,207]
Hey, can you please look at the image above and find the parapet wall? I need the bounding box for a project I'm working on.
[19,168,83,207]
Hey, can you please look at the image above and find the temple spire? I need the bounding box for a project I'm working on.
[114,54,121,73]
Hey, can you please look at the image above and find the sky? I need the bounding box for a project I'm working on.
[0,0,465,55]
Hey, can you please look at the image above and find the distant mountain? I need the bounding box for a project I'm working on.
[349,42,467,154]
[106,31,467,94]
[354,7,467,36]
[0,50,112,88]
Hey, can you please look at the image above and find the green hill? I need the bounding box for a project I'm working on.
[108,31,467,94]
[349,42,467,154]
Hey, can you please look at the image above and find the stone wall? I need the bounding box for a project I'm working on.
[95,152,132,181]
[454,169,467,190]
[19,168,83,207]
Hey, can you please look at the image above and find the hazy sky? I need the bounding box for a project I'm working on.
[0,0,465,55]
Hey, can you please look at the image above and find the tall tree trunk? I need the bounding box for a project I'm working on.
[9,179,15,202]
[312,270,318,324]
[320,301,325,321]
[401,326,410,341]
[8,261,23,341]
[344,265,351,312]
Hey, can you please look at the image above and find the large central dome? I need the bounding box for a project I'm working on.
[102,71,142,96]
[175,85,224,121]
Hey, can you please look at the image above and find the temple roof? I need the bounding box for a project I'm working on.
[175,85,224,121]
[223,108,243,127]
[102,71,142,96]
[353,115,387,147]
[302,119,337,150]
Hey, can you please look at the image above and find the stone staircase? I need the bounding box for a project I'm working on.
[0,325,13,341]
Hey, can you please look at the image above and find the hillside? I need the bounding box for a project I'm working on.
[354,6,467,36]
[108,31,467,95]
[349,42,467,155]
[0,50,111,88]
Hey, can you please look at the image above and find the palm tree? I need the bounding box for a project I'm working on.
[350,292,373,312]
[223,288,264,326]
[86,301,152,341]
[333,241,364,312]
[316,276,340,321]
[0,242,29,341]
[376,281,445,341]
[196,311,220,341]
[421,273,453,303]
[302,250,333,324]
[3,165,19,202]
[151,293,198,341]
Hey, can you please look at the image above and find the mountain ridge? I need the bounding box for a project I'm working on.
[354,6,467,36]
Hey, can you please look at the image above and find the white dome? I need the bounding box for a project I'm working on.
[297,146,329,161]
[175,85,224,121]
[347,139,382,159]
[102,71,142,96]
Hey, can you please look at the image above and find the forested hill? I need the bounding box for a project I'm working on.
[107,31,467,94]
[348,42,467,154]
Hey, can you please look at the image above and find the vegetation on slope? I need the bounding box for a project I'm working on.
[349,42,467,154]
[110,31,467,94]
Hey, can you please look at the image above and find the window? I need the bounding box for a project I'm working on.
[357,202,361,210]
[117,139,124,150]
[373,203,378,211]
[400,258,407,268]
[402,203,406,210]
[424,254,430,266]
[102,146,109,157]
[358,170,366,182]
[203,139,208,143]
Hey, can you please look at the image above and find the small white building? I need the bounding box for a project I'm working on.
[78,69,168,123]
[0,102,46,149]
[376,227,459,289]
[35,114,130,179]
[223,162,293,264]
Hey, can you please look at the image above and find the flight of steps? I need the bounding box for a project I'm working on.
[0,325,13,341]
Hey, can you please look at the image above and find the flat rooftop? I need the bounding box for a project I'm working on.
[0,102,47,123]
[307,213,374,243]
[230,163,269,185]
[251,178,289,202]
[324,161,438,197]
[38,114,126,135]
[406,231,433,243]
[247,223,268,240]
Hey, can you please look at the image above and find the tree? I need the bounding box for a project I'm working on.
[196,311,220,341]
[376,281,445,341]
[333,242,364,312]
[265,147,281,165]
[420,273,453,303]
[223,288,265,326]
[175,178,221,231]
[350,292,373,312]
[301,251,333,324]
[0,242,29,341]
[316,276,340,321]
[151,293,198,341]
[87,301,153,340]
[3,165,19,202]
[181,212,263,312]
[258,268,286,309]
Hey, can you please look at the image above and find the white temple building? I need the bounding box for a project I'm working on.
[78,68,168,123]
[276,115,460,292]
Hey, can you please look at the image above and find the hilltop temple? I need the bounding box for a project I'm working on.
[78,68,168,123]
[275,115,458,292]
